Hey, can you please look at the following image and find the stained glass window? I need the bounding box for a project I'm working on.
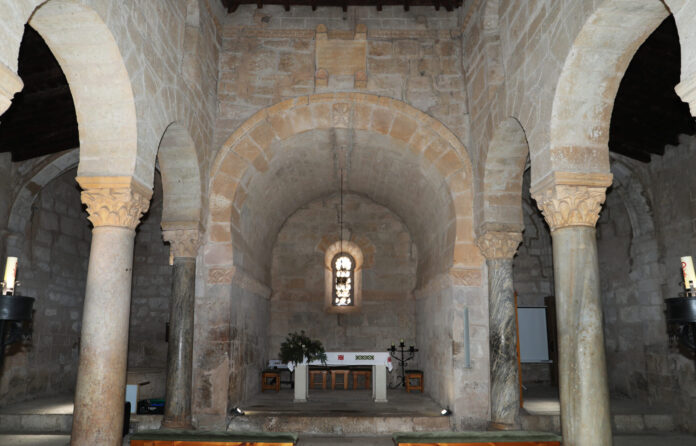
[332,252,355,306]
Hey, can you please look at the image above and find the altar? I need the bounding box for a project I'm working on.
[288,352,393,403]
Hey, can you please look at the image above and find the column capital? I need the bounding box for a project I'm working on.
[0,63,23,115]
[162,228,201,259]
[76,176,152,230]
[476,231,523,260]
[676,74,696,117]
[530,172,612,232]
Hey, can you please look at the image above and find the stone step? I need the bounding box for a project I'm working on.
[0,413,73,434]
[520,412,676,434]
[0,412,162,435]
[228,414,451,435]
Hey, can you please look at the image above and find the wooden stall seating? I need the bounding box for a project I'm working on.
[130,430,297,446]
[261,370,280,392]
[351,367,371,389]
[392,431,562,446]
[330,369,350,390]
[309,368,328,390]
[405,370,423,393]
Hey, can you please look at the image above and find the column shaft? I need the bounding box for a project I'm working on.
[163,257,196,428]
[552,226,611,446]
[487,258,520,429]
[71,227,135,446]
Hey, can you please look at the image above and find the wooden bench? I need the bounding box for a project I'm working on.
[130,430,297,446]
[392,431,562,446]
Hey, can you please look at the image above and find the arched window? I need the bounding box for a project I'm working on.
[332,252,355,306]
[324,241,363,313]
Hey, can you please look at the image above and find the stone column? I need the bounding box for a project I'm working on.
[531,173,613,446]
[161,228,200,429]
[71,177,151,446]
[477,230,523,430]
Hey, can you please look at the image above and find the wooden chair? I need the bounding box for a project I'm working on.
[330,369,350,390]
[405,370,423,393]
[351,367,371,390]
[261,369,281,392]
[309,368,328,390]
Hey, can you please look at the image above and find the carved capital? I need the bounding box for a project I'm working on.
[162,229,201,259]
[0,63,23,115]
[476,231,522,260]
[76,176,152,230]
[530,172,612,231]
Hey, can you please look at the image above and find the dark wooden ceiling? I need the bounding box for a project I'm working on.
[609,15,696,162]
[0,25,78,162]
[221,0,463,12]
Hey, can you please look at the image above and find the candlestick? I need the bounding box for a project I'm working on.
[682,256,696,291]
[2,257,17,295]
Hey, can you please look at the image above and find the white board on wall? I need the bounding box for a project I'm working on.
[518,307,550,363]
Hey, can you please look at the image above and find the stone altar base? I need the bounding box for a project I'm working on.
[227,389,450,435]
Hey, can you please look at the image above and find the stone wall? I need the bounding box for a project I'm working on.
[0,168,89,404]
[128,174,172,392]
[269,193,418,386]
[214,5,468,155]
[630,135,696,432]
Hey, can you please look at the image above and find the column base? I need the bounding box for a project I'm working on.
[487,421,519,431]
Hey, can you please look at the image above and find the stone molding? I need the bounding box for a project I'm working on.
[207,267,271,298]
[476,231,522,260]
[0,62,24,116]
[530,172,612,231]
[676,74,696,117]
[76,176,152,230]
[226,26,455,40]
[414,267,482,299]
[162,229,201,259]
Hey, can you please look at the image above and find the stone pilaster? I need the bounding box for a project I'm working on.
[477,230,522,430]
[0,63,23,116]
[531,172,613,446]
[161,228,200,429]
[71,177,151,446]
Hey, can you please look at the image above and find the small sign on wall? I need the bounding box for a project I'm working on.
[518,307,551,363]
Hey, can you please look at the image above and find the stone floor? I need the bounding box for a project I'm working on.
[2,391,696,445]
[241,388,444,416]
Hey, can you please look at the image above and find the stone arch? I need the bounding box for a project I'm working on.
[208,93,477,288]
[7,150,79,235]
[481,0,503,97]
[480,118,529,232]
[157,122,202,229]
[181,0,202,89]
[545,0,670,180]
[28,0,141,183]
[609,157,655,237]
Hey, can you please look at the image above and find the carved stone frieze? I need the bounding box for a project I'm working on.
[530,172,612,231]
[76,176,152,230]
[476,231,522,260]
[163,229,201,259]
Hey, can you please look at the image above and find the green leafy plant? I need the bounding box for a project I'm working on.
[279,331,327,365]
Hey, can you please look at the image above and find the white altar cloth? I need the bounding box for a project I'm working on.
[290,352,392,403]
[287,351,393,371]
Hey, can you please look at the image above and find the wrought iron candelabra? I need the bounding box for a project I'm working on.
[388,339,418,388]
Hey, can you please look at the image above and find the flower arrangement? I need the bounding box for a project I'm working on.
[279,330,327,365]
